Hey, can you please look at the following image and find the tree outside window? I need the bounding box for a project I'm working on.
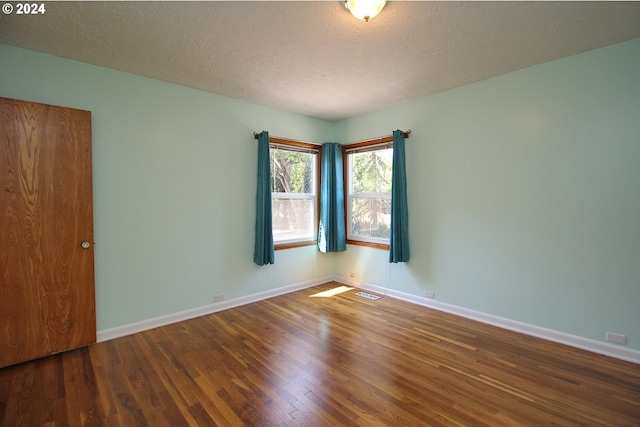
[347,146,392,243]
[270,146,318,246]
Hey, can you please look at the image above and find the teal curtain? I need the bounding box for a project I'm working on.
[253,131,275,265]
[318,142,346,253]
[389,130,410,263]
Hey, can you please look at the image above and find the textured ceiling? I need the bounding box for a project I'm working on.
[1,1,639,121]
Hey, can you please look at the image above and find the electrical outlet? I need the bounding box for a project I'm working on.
[214,294,224,303]
[606,332,627,345]
[424,290,435,299]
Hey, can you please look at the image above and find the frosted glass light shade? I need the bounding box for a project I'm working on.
[344,0,387,22]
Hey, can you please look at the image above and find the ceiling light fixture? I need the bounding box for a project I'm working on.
[344,0,386,22]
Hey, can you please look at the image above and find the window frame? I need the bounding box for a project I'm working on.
[343,137,394,250]
[269,137,321,250]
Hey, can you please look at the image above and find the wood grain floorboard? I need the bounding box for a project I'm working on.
[1,281,639,426]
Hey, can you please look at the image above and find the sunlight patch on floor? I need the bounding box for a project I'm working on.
[310,286,354,298]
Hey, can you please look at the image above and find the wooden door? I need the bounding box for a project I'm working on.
[0,97,96,368]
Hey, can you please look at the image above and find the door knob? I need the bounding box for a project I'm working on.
[81,241,91,249]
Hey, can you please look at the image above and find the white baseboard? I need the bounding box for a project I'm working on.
[98,274,639,364]
[96,276,333,343]
[335,275,640,365]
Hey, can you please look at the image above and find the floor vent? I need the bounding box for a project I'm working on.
[355,291,381,301]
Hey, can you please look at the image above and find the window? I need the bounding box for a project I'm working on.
[270,141,319,248]
[346,143,393,247]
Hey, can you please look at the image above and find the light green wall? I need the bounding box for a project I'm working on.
[2,37,639,350]
[334,38,640,350]
[0,44,335,330]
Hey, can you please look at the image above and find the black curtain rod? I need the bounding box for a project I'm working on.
[344,130,412,146]
[356,129,412,139]
[253,130,411,140]
[253,132,322,146]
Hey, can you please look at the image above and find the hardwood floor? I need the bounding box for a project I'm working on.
[1,282,639,426]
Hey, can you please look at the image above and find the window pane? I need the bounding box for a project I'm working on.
[351,148,392,193]
[350,197,391,240]
[272,197,315,242]
[271,149,315,194]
